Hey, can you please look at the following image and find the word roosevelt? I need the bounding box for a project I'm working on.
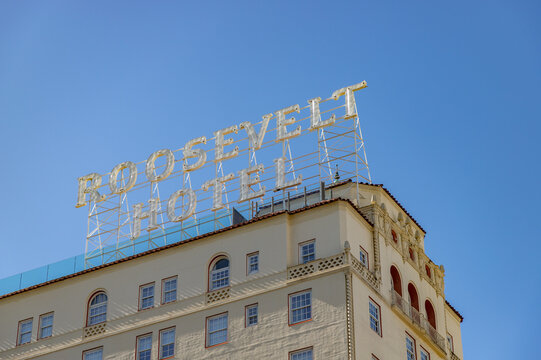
[76,81,367,238]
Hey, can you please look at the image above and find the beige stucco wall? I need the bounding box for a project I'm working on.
[0,203,350,359]
[16,273,347,360]
[445,305,464,358]
[0,188,464,360]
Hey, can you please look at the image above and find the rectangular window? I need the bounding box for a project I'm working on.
[83,347,103,360]
[161,277,177,304]
[369,298,381,336]
[38,312,54,339]
[206,313,228,347]
[139,283,155,310]
[289,289,312,325]
[406,333,416,360]
[17,318,32,345]
[299,240,315,264]
[245,303,258,327]
[420,346,430,360]
[159,327,175,359]
[360,246,368,268]
[290,347,313,360]
[247,252,259,275]
[137,333,152,360]
[447,333,454,352]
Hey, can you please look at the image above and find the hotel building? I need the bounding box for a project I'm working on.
[0,181,464,360]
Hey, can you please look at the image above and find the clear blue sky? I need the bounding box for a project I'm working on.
[0,1,539,358]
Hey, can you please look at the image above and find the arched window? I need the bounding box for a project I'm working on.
[390,266,402,297]
[425,265,431,278]
[391,230,398,243]
[409,248,415,261]
[425,299,436,330]
[87,292,108,326]
[407,283,419,311]
[209,256,230,291]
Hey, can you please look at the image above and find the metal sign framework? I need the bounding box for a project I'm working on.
[82,82,371,269]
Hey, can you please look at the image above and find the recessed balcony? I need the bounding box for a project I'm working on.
[391,290,446,353]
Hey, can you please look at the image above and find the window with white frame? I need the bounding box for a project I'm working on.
[88,292,107,326]
[246,304,258,327]
[83,347,103,360]
[299,240,315,264]
[206,313,228,347]
[289,290,312,325]
[247,252,259,275]
[369,299,381,336]
[360,246,368,268]
[162,277,177,304]
[290,347,313,360]
[447,333,454,352]
[406,333,416,360]
[420,346,430,360]
[38,313,54,339]
[139,283,155,310]
[210,257,230,290]
[17,318,32,345]
[137,333,152,360]
[159,327,175,359]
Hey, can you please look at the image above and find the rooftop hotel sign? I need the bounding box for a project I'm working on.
[77,82,370,267]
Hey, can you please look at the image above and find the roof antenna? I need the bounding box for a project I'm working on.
[334,164,340,182]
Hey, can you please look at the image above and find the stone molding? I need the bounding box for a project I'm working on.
[361,203,445,296]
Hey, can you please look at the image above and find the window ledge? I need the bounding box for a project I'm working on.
[288,318,313,327]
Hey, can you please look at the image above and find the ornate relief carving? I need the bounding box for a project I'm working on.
[406,222,414,236]
[384,218,391,237]
[377,213,385,231]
